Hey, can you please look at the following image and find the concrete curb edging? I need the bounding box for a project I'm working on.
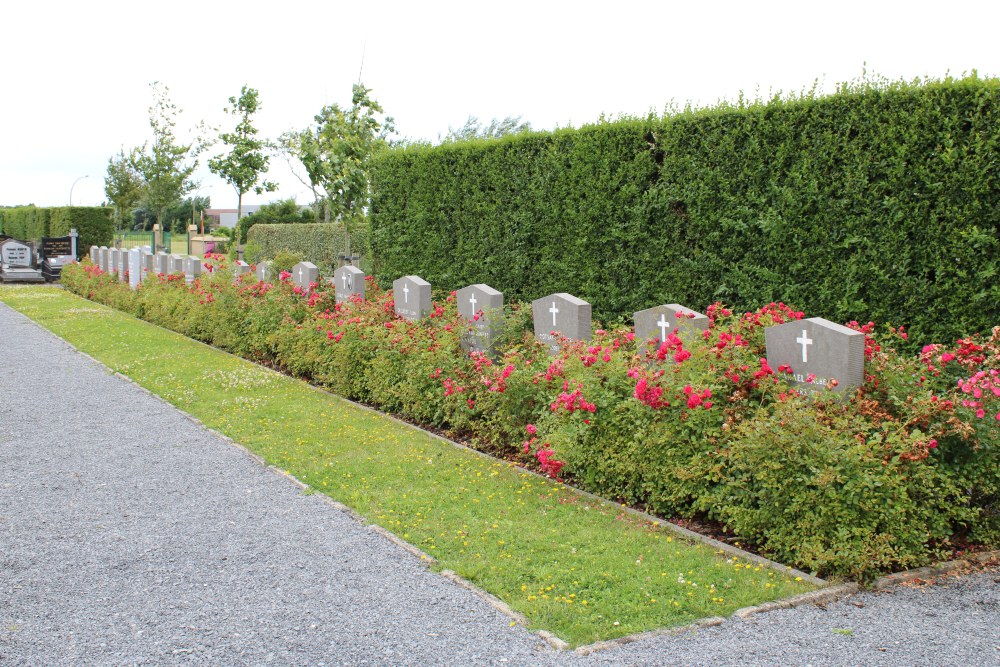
[732,582,861,619]
[574,616,726,656]
[870,549,1000,590]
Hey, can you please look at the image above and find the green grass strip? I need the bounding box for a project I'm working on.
[0,286,814,646]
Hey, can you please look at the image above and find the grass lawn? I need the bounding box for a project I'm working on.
[0,286,815,646]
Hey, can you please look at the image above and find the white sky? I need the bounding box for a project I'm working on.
[3,0,999,209]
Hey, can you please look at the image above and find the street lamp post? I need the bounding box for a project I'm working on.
[69,175,89,206]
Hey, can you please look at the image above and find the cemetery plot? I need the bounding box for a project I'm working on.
[117,250,128,282]
[532,292,591,354]
[233,260,251,279]
[457,283,503,354]
[634,303,709,345]
[168,254,186,274]
[764,317,865,398]
[393,275,432,321]
[292,262,319,291]
[0,238,44,283]
[183,256,202,284]
[255,261,273,282]
[128,249,143,289]
[333,265,365,304]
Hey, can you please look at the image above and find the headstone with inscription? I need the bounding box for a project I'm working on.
[457,283,504,354]
[0,239,44,283]
[153,252,170,275]
[109,248,120,276]
[117,248,128,282]
[233,260,251,280]
[90,246,98,264]
[255,261,273,282]
[764,317,865,398]
[531,293,592,354]
[140,249,154,278]
[99,247,109,272]
[183,256,202,284]
[634,303,710,345]
[168,254,185,274]
[332,265,365,304]
[392,275,432,321]
[292,261,319,291]
[128,249,142,289]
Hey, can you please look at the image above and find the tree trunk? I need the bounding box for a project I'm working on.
[237,191,243,246]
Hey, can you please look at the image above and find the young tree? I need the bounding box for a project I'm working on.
[104,146,146,234]
[208,85,277,245]
[283,83,394,223]
[136,82,200,231]
[278,127,328,219]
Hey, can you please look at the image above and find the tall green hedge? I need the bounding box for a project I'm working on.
[370,75,1000,345]
[49,207,114,253]
[245,222,370,271]
[0,206,112,255]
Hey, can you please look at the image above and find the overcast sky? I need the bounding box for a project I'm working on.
[3,0,999,209]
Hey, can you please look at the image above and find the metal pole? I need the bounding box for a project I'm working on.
[69,175,89,205]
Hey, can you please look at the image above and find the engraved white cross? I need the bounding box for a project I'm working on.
[549,301,559,326]
[796,329,813,363]
[403,283,409,303]
[657,313,671,342]
[342,272,348,289]
[469,291,477,314]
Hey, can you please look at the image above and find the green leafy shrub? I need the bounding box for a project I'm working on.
[246,221,369,271]
[0,206,113,253]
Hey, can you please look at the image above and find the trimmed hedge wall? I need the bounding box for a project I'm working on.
[370,76,1000,346]
[245,222,370,270]
[0,206,113,255]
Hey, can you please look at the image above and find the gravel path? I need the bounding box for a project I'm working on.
[1,297,998,666]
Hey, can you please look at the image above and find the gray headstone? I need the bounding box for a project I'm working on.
[128,249,142,290]
[532,293,592,353]
[255,261,273,282]
[393,275,432,321]
[118,249,129,281]
[99,247,109,273]
[169,254,185,274]
[333,265,365,304]
[292,261,319,291]
[153,252,169,276]
[764,317,865,398]
[89,246,98,264]
[183,256,202,284]
[140,249,154,279]
[457,284,504,354]
[108,248,120,276]
[1,240,32,268]
[233,260,251,280]
[634,303,710,345]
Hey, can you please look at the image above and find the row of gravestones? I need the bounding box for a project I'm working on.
[328,266,862,399]
[87,249,865,397]
[90,245,257,289]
